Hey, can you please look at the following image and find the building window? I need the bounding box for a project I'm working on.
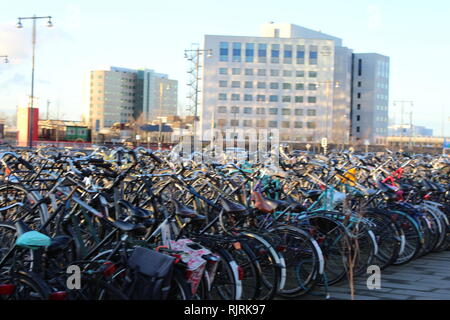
[256,120,266,127]
[357,104,361,110]
[306,122,316,129]
[283,45,292,64]
[245,43,254,63]
[220,42,229,62]
[230,119,239,126]
[245,68,254,76]
[219,93,227,101]
[270,69,280,77]
[309,45,318,65]
[269,108,278,115]
[357,93,361,99]
[282,96,291,102]
[270,82,279,89]
[358,59,362,76]
[269,120,278,128]
[218,119,227,127]
[294,121,303,128]
[219,80,227,88]
[258,44,267,63]
[230,106,239,114]
[295,83,305,90]
[231,81,240,88]
[271,44,280,63]
[296,45,305,64]
[257,82,266,89]
[243,120,252,127]
[269,95,279,102]
[218,106,227,113]
[356,115,360,121]
[219,68,228,75]
[308,97,317,103]
[282,108,291,115]
[308,71,317,78]
[295,96,304,103]
[296,70,305,77]
[256,108,265,115]
[358,81,362,87]
[244,107,252,114]
[307,109,317,116]
[244,81,253,89]
[257,69,266,76]
[244,94,253,101]
[232,68,241,75]
[283,70,293,77]
[282,83,292,90]
[308,83,317,90]
[281,121,290,128]
[256,95,266,102]
[232,42,241,62]
[231,94,240,101]
[356,126,360,133]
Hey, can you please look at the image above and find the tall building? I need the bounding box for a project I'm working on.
[351,54,390,145]
[89,67,178,138]
[200,23,389,145]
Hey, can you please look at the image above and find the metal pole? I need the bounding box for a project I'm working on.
[29,16,37,148]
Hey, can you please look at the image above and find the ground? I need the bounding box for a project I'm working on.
[305,251,450,300]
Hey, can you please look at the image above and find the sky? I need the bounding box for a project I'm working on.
[0,0,449,135]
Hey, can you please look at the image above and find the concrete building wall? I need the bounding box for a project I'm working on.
[351,53,390,145]
[201,30,336,144]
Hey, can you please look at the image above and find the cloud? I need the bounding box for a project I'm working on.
[0,22,31,63]
[368,5,382,31]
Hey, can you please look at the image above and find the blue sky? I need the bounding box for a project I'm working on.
[0,0,449,135]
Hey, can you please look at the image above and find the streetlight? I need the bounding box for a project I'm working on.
[157,82,171,150]
[16,15,53,148]
[0,55,8,63]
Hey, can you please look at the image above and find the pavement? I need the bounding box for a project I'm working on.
[305,251,450,300]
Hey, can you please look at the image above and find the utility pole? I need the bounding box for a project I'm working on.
[393,100,413,151]
[46,100,50,120]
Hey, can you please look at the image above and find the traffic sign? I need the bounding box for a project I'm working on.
[321,138,328,148]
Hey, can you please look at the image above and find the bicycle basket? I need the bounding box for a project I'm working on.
[125,246,175,300]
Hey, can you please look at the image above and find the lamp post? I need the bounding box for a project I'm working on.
[0,55,8,63]
[316,81,340,144]
[157,82,171,150]
[17,15,53,148]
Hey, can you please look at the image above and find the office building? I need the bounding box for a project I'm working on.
[200,23,389,145]
[89,67,177,139]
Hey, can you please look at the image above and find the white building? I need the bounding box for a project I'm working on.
[200,23,389,146]
[89,67,178,137]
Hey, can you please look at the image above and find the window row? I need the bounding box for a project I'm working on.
[218,81,318,90]
[217,119,317,129]
[217,106,316,116]
[218,68,318,78]
[220,42,319,65]
[218,93,317,103]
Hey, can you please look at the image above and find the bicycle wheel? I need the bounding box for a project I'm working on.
[270,225,323,298]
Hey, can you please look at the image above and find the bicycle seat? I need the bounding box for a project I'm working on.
[113,220,147,233]
[220,197,247,214]
[46,235,72,254]
[298,189,322,201]
[171,199,206,221]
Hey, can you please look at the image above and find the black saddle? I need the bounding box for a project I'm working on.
[220,197,247,213]
[171,199,206,221]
